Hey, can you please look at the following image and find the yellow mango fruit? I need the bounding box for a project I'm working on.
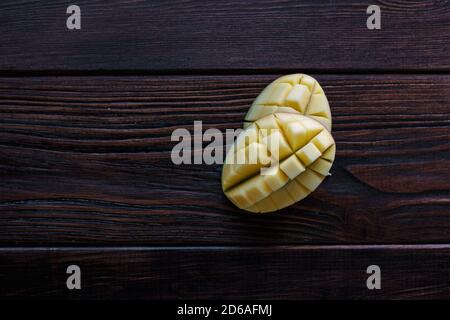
[222,113,335,213]
[243,74,332,132]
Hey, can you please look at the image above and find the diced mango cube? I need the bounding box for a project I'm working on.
[280,154,305,180]
[307,93,331,118]
[295,169,324,192]
[285,179,310,202]
[310,158,333,176]
[296,142,322,166]
[262,165,289,192]
[275,74,303,85]
[266,83,292,105]
[322,144,336,162]
[269,192,295,210]
[311,130,334,152]
[282,121,308,150]
[285,84,311,112]
[261,130,292,160]
[300,75,316,92]
[255,196,278,213]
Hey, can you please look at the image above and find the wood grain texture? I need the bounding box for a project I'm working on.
[1,245,450,299]
[1,0,450,71]
[0,74,449,245]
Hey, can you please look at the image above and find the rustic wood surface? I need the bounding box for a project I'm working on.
[1,245,450,300]
[0,75,449,245]
[1,0,450,71]
[0,0,450,300]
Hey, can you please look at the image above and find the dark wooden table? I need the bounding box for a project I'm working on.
[0,0,449,299]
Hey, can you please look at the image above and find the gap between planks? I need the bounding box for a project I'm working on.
[2,244,450,251]
[2,69,450,77]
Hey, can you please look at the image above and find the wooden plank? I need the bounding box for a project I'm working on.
[1,245,450,299]
[1,1,450,71]
[0,74,449,245]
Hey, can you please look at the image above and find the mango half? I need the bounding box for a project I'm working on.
[222,113,335,213]
[244,74,332,132]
